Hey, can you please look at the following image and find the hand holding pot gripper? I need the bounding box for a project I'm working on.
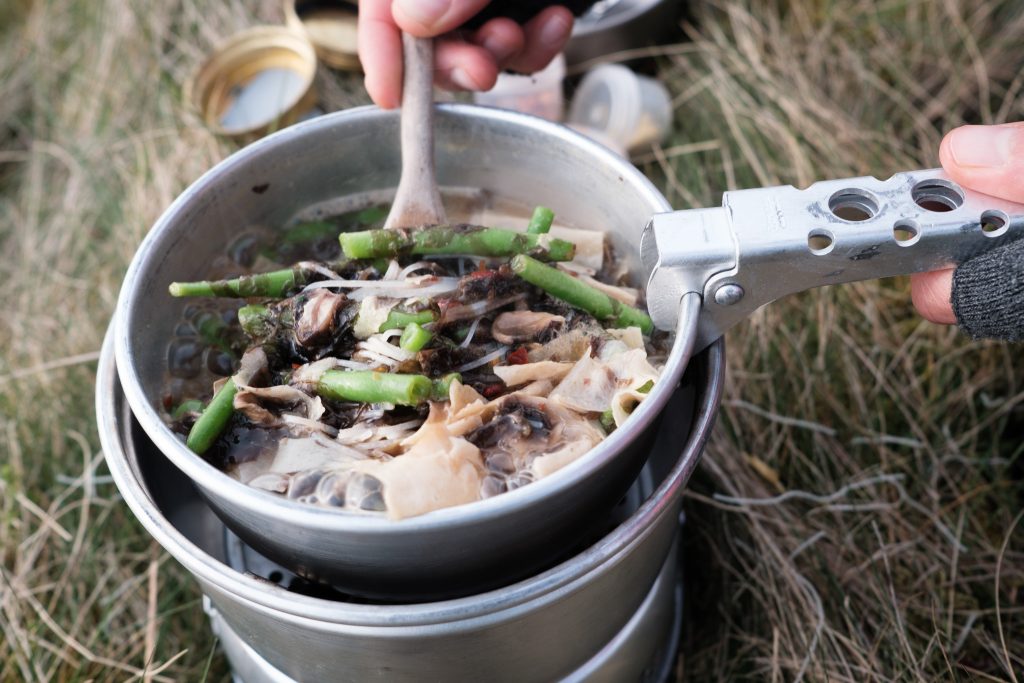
[643,167,1024,349]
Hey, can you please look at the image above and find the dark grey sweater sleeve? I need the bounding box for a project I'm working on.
[953,238,1024,342]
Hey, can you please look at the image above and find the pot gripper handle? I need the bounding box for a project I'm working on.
[642,169,1024,350]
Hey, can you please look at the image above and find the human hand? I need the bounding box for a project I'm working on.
[358,0,576,109]
[911,122,1024,339]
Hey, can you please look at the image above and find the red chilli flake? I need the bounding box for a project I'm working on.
[507,346,529,365]
[483,384,505,398]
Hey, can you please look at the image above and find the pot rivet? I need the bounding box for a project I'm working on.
[714,283,744,306]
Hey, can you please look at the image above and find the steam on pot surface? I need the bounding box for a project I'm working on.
[162,191,670,520]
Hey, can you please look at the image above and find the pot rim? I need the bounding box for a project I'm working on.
[113,103,689,534]
[99,326,724,626]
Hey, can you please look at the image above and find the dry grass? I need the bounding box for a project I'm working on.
[0,0,1021,681]
[645,2,1024,681]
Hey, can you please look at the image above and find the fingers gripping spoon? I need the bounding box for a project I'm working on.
[642,170,1024,350]
[384,34,447,230]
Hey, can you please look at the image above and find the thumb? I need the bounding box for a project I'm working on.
[939,122,1024,202]
[392,0,491,37]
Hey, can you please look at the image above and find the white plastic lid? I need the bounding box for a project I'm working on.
[568,64,673,152]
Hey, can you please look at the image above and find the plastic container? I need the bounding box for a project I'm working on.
[185,26,318,140]
[283,0,361,71]
[473,54,566,122]
[568,63,673,153]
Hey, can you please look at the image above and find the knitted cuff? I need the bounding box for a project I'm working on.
[952,238,1024,342]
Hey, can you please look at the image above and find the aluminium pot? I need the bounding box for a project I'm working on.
[97,327,723,682]
[113,104,714,599]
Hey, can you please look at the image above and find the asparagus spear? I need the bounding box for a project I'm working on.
[191,310,238,355]
[240,301,427,344]
[510,255,654,335]
[236,304,298,343]
[237,304,273,338]
[169,265,315,298]
[279,220,338,246]
[526,206,555,234]
[317,371,434,406]
[169,257,394,299]
[339,226,575,262]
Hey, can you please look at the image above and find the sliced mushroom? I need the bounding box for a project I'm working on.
[295,289,348,348]
[461,393,605,484]
[491,310,565,345]
[233,383,325,428]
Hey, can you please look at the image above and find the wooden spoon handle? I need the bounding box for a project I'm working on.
[384,34,447,229]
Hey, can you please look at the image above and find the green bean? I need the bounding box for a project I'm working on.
[185,379,237,454]
[317,371,433,406]
[399,323,432,352]
[378,309,437,332]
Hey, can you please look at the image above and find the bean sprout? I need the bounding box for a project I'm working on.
[460,318,481,348]
[456,345,509,373]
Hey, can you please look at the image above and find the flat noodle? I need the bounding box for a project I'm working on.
[351,403,484,519]
[493,361,573,387]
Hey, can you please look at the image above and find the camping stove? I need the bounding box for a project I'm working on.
[206,532,683,683]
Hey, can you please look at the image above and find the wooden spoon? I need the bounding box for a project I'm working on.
[384,34,447,230]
